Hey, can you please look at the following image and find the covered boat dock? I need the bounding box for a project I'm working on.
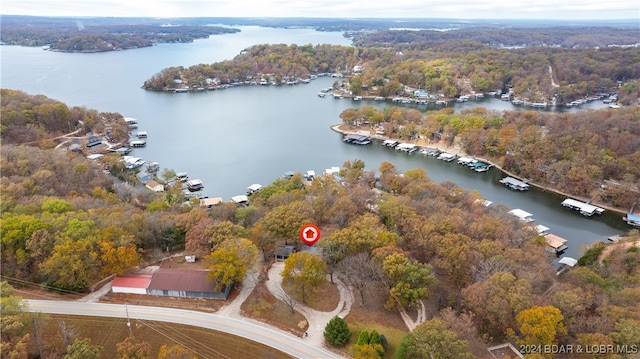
[561,198,604,216]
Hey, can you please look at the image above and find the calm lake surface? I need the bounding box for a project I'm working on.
[0,26,629,260]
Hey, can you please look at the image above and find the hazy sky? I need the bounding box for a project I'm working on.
[1,0,638,20]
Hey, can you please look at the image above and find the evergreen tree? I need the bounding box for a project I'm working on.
[324,316,351,347]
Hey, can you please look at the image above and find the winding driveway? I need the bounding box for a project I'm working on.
[25,299,342,359]
[264,262,354,348]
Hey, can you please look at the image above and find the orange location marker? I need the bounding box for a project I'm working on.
[299,224,321,246]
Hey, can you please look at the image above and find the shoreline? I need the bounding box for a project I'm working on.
[330,124,628,217]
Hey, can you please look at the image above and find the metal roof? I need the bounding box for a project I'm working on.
[147,269,218,293]
[112,274,152,289]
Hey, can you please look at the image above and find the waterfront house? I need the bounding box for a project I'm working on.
[145,180,164,192]
[136,171,153,184]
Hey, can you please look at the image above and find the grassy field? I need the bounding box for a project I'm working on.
[34,314,293,359]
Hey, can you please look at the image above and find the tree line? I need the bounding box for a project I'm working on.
[0,16,239,51]
[341,104,640,210]
[141,40,640,105]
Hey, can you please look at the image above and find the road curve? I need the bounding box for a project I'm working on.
[26,300,342,359]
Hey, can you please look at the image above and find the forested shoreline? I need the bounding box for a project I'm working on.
[2,90,639,359]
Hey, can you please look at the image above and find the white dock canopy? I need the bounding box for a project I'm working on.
[561,198,604,216]
[508,209,535,222]
[558,257,577,267]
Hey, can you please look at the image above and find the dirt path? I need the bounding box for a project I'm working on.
[265,261,354,348]
[398,300,426,331]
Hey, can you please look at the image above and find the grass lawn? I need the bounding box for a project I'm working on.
[32,314,292,359]
[241,282,309,336]
[343,290,409,358]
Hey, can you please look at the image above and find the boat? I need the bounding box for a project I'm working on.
[146,162,159,172]
[317,92,327,98]
[508,208,535,222]
[499,176,530,191]
[175,172,189,182]
[186,179,204,192]
[469,161,492,172]
[561,198,604,217]
[353,96,362,101]
[247,183,263,195]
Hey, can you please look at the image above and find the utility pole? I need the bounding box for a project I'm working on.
[125,302,132,336]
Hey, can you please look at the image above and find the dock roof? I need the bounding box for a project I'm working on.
[561,198,604,215]
[545,233,568,249]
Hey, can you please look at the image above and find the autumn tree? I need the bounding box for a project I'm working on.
[64,338,102,359]
[206,238,258,291]
[397,319,474,359]
[258,201,311,246]
[282,251,327,304]
[516,305,567,352]
[382,253,435,310]
[324,316,351,347]
[116,336,151,359]
[156,344,198,359]
[0,281,30,359]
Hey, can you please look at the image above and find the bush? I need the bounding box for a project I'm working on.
[324,316,351,347]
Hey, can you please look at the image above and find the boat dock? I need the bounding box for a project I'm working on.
[396,143,418,153]
[129,139,146,148]
[544,233,568,255]
[499,176,530,191]
[508,208,535,222]
[343,134,372,145]
[623,202,640,228]
[561,198,604,217]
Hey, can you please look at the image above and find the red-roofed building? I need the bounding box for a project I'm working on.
[111,274,152,294]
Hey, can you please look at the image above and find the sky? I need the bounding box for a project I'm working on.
[1,0,638,20]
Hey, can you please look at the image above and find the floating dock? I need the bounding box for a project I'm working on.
[561,198,604,217]
[499,177,529,191]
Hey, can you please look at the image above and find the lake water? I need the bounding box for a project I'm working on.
[0,26,628,260]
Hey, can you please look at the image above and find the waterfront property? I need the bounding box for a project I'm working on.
[201,197,223,208]
[536,224,550,235]
[508,208,535,222]
[231,195,249,206]
[499,176,530,191]
[544,233,568,255]
[561,198,604,217]
[304,170,316,181]
[122,156,145,169]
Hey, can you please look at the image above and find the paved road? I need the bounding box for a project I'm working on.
[26,300,342,359]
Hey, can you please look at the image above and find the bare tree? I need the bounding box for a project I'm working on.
[337,253,383,306]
